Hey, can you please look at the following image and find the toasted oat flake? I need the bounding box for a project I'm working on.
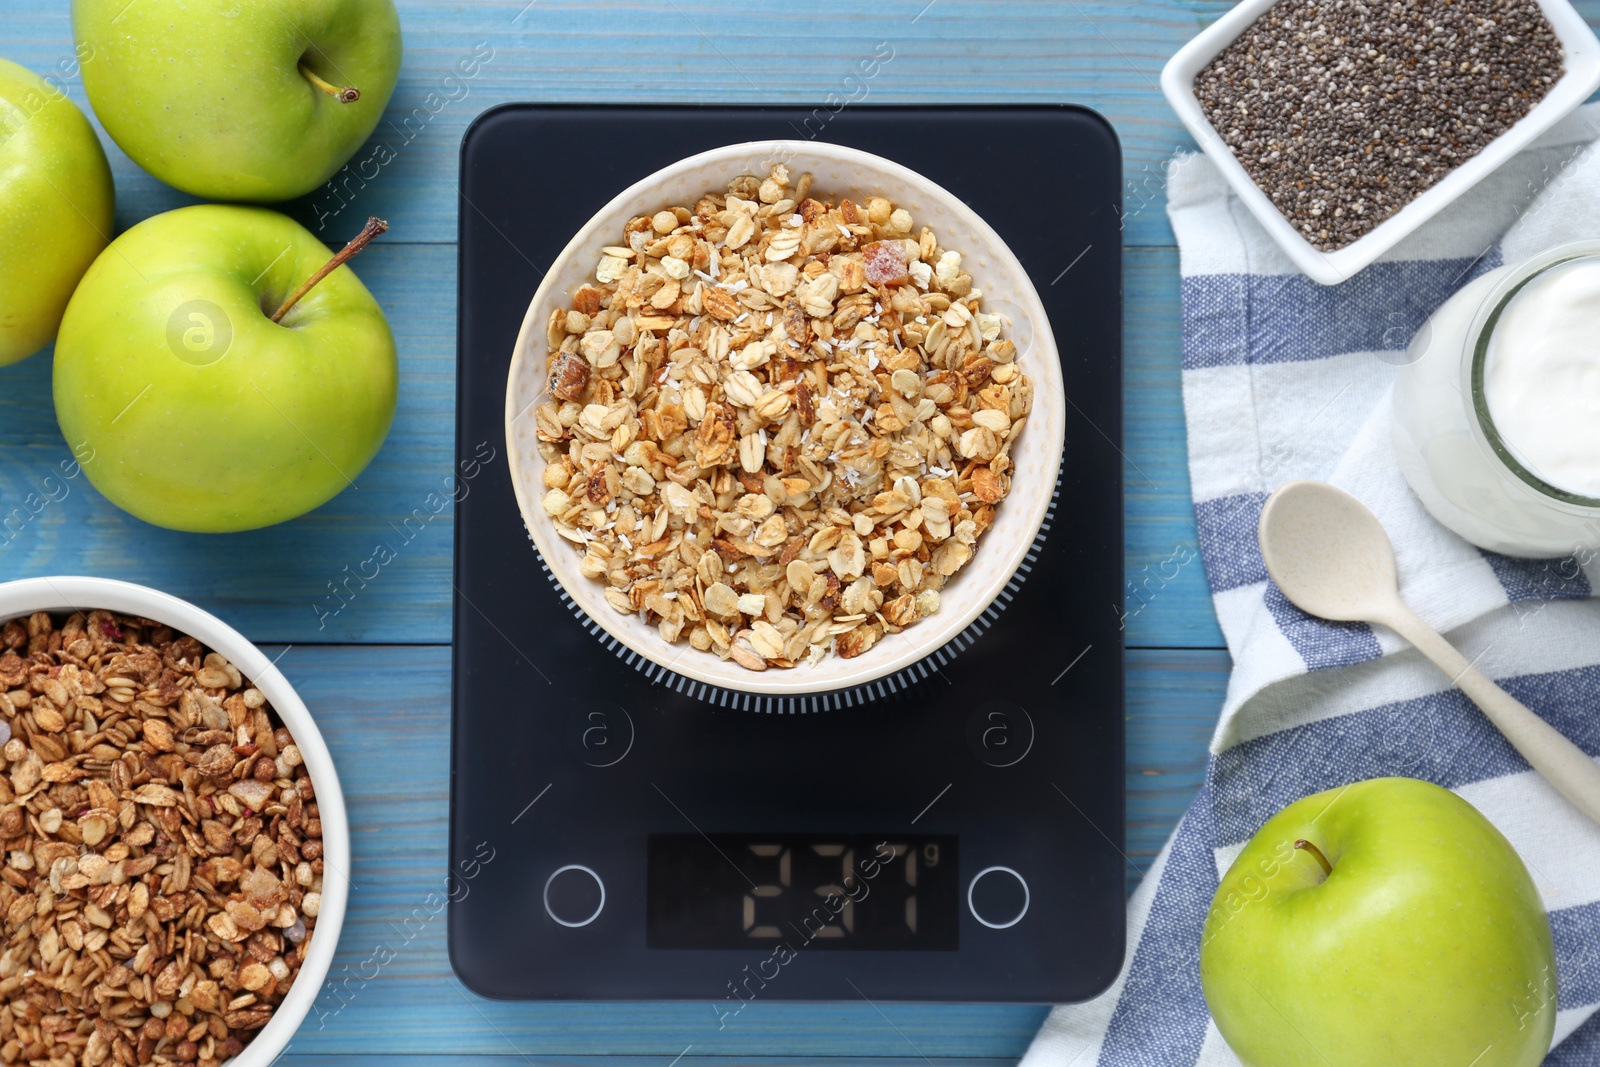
[535,165,1032,670]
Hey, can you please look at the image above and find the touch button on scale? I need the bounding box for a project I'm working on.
[967,866,1029,930]
[543,865,606,928]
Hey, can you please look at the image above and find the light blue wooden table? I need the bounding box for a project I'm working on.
[9,2,1594,1063]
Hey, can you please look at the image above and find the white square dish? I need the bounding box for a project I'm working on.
[1160,0,1600,285]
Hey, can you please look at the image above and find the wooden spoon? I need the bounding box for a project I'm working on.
[1258,479,1600,826]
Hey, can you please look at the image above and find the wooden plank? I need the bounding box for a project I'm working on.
[0,245,1220,649]
[256,643,1220,1057]
[1125,649,1221,868]
[3,0,1241,249]
[1124,248,1221,649]
[9,0,1600,244]
[288,980,1051,1059]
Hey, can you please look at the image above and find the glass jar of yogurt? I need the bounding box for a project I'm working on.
[1393,240,1600,558]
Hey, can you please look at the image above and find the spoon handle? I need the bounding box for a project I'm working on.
[1380,603,1600,826]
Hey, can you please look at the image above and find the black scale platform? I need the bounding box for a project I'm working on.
[449,105,1124,1002]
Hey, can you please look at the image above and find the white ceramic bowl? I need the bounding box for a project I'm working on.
[1161,0,1600,285]
[0,576,348,1067]
[506,140,1065,696]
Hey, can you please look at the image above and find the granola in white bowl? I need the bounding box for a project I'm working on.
[507,141,1064,696]
[0,576,348,1067]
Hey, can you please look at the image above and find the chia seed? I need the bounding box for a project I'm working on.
[1194,0,1564,252]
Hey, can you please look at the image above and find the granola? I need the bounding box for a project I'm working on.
[0,611,324,1066]
[534,164,1032,671]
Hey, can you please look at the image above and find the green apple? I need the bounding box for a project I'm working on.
[73,0,401,202]
[0,58,114,365]
[53,204,396,532]
[1201,777,1555,1067]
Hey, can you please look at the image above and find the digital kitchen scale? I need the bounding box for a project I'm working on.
[449,105,1124,1002]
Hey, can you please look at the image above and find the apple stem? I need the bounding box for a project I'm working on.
[299,62,360,103]
[270,217,389,325]
[1294,839,1333,878]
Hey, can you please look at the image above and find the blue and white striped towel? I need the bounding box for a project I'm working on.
[1024,104,1600,1067]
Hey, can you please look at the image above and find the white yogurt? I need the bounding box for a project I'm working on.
[1392,243,1600,557]
[1483,257,1600,498]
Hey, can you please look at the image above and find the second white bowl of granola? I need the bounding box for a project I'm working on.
[0,576,346,1066]
[506,141,1065,696]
